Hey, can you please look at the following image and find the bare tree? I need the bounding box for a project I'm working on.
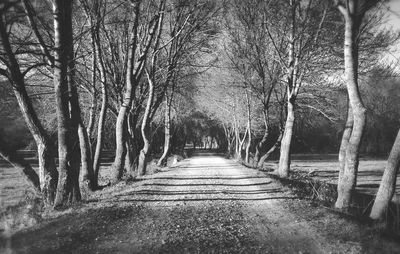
[53,0,82,207]
[0,2,58,204]
[370,128,400,219]
[334,0,379,210]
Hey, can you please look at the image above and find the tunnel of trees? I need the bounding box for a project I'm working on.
[1,0,400,219]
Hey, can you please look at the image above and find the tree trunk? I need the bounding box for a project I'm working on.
[245,90,251,164]
[258,131,283,168]
[78,124,94,191]
[337,103,353,194]
[335,4,366,210]
[110,2,141,183]
[53,0,82,208]
[92,29,108,187]
[37,142,58,203]
[254,107,270,166]
[0,16,58,204]
[254,128,269,166]
[157,95,171,166]
[86,35,97,141]
[278,98,295,178]
[278,0,296,178]
[137,72,155,176]
[370,129,400,220]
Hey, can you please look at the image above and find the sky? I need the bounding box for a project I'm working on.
[387,0,400,30]
[380,0,400,63]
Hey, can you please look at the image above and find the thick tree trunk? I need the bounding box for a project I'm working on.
[337,103,353,192]
[53,0,82,208]
[157,96,171,166]
[254,128,269,166]
[37,142,58,203]
[0,17,57,203]
[370,129,400,220]
[278,99,295,178]
[258,131,283,168]
[78,124,94,190]
[254,108,270,166]
[112,107,129,181]
[137,72,155,176]
[335,5,366,210]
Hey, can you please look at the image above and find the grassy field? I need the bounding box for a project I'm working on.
[1,153,399,212]
[264,155,400,203]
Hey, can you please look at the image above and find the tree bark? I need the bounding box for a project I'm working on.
[254,109,269,166]
[137,71,155,176]
[258,131,283,168]
[86,30,97,141]
[278,0,297,178]
[335,3,367,210]
[337,103,353,193]
[78,123,94,190]
[278,98,295,178]
[53,0,82,208]
[370,129,400,220]
[157,94,172,166]
[245,90,251,164]
[111,1,161,182]
[92,26,108,187]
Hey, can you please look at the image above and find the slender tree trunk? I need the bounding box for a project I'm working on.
[137,72,155,176]
[245,90,251,164]
[86,34,97,140]
[92,28,108,187]
[278,98,295,177]
[0,16,58,203]
[53,0,82,208]
[335,5,366,210]
[370,129,400,220]
[258,131,283,168]
[111,51,135,181]
[254,109,269,166]
[157,95,171,166]
[111,1,152,182]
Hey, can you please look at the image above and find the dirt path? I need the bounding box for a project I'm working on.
[0,153,387,253]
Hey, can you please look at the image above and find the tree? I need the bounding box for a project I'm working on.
[334,0,380,210]
[370,128,400,219]
[0,2,58,204]
[110,0,163,182]
[53,0,82,207]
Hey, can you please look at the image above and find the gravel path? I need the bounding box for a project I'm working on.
[2,153,334,253]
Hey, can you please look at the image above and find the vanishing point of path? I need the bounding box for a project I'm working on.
[5,152,335,253]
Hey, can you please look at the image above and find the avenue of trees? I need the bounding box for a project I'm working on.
[1,0,400,221]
